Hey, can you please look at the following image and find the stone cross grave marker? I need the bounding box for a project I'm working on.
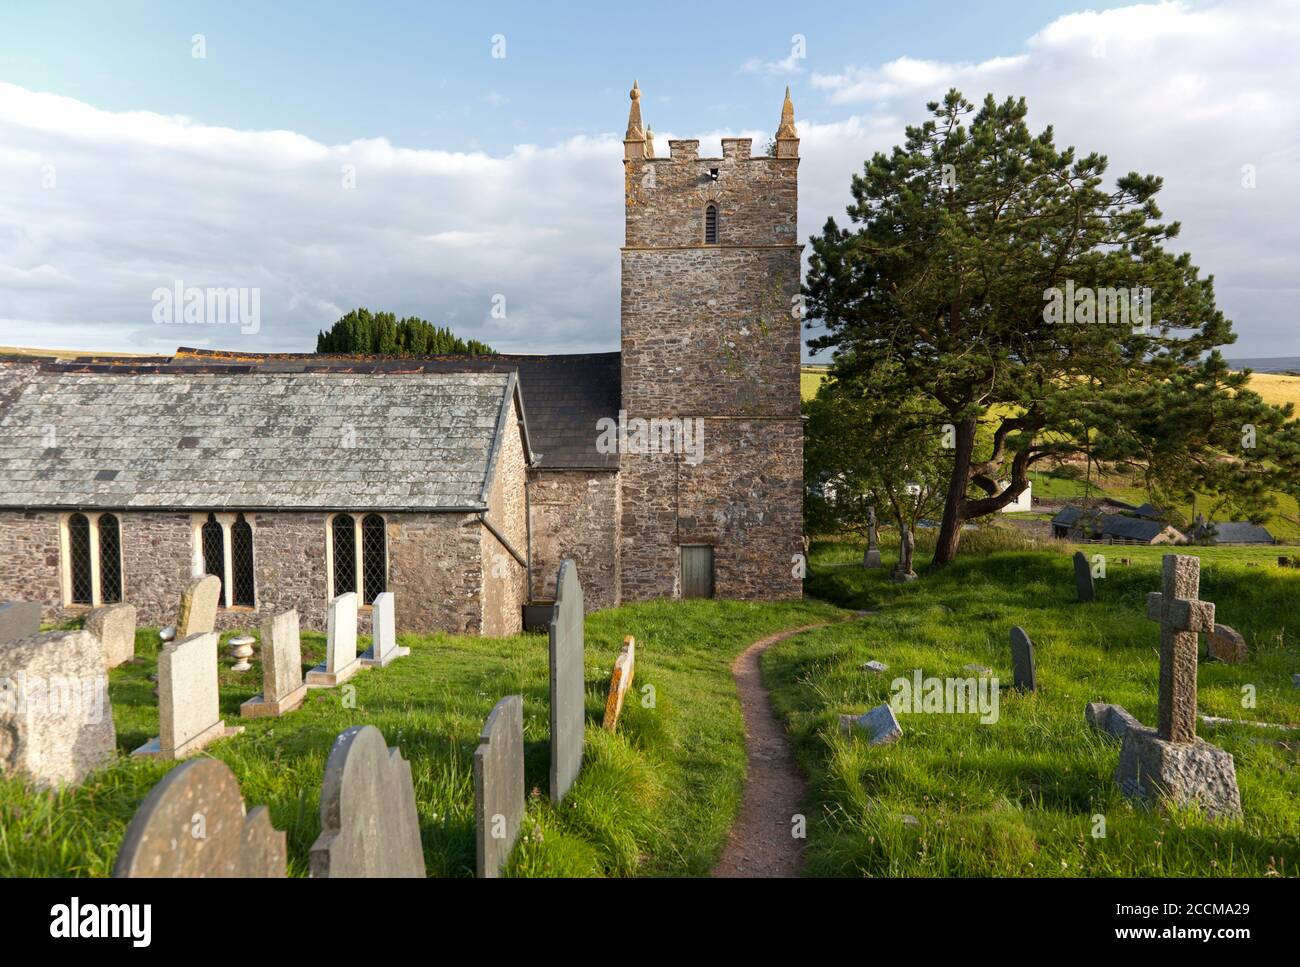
[1146,554,1215,743]
[0,600,41,642]
[113,758,286,877]
[86,603,137,669]
[306,592,362,687]
[602,636,636,731]
[241,610,307,718]
[133,631,243,760]
[0,630,115,787]
[1010,626,1037,692]
[864,506,882,568]
[309,725,426,877]
[1115,554,1242,819]
[549,559,585,803]
[1073,551,1095,603]
[474,695,525,878]
[360,592,409,668]
[177,575,221,638]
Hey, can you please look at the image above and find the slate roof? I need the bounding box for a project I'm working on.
[1097,515,1176,543]
[47,348,622,470]
[1133,503,1164,520]
[1199,521,1275,544]
[0,365,529,511]
[1051,506,1087,527]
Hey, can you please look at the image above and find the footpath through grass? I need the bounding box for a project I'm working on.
[764,536,1300,876]
[0,597,843,877]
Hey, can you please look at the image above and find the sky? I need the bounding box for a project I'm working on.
[0,0,1296,358]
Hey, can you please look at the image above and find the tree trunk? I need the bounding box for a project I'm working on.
[932,417,977,567]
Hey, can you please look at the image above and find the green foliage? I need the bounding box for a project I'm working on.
[316,307,494,356]
[803,89,1300,565]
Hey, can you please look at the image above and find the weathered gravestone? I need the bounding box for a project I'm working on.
[1010,626,1037,692]
[474,695,525,878]
[241,610,307,718]
[305,592,362,687]
[1073,551,1095,603]
[0,630,114,787]
[85,603,136,669]
[309,725,426,877]
[113,758,286,877]
[1207,623,1247,664]
[177,575,221,638]
[359,592,409,669]
[1085,702,1142,740]
[133,631,242,759]
[602,636,636,731]
[549,560,585,803]
[1115,554,1242,819]
[0,600,41,642]
[863,506,882,568]
[839,703,903,746]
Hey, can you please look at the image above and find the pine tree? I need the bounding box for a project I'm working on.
[315,308,494,356]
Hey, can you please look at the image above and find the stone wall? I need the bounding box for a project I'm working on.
[528,468,620,611]
[388,512,482,634]
[479,400,529,636]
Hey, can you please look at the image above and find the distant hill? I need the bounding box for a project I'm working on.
[1225,356,1300,374]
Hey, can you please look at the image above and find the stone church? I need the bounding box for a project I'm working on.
[0,84,804,635]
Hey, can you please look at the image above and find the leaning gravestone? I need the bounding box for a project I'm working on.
[85,603,137,669]
[602,636,636,731]
[309,725,426,878]
[0,630,115,786]
[133,631,243,759]
[241,610,307,718]
[1207,623,1247,664]
[1114,554,1242,819]
[840,703,903,746]
[359,592,409,668]
[306,592,362,687]
[177,575,221,638]
[0,600,42,642]
[474,695,525,878]
[1010,626,1037,692]
[113,758,286,877]
[1073,551,1095,603]
[549,560,585,803]
[1085,702,1142,740]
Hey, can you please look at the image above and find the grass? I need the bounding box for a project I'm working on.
[0,597,843,877]
[764,535,1300,876]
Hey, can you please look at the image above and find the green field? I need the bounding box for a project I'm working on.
[764,534,1300,876]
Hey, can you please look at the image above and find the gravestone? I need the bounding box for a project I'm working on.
[864,507,882,568]
[309,725,426,878]
[241,610,307,718]
[474,695,525,878]
[133,631,242,759]
[602,636,636,731]
[549,560,585,803]
[0,630,115,787]
[85,603,137,669]
[305,592,362,687]
[0,600,41,642]
[861,660,888,674]
[1085,702,1142,740]
[177,575,221,638]
[1114,554,1242,819]
[1073,551,1095,603]
[359,592,409,668]
[1010,626,1037,692]
[1207,623,1247,664]
[113,758,286,877]
[840,703,903,746]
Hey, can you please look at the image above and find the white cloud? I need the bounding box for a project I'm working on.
[0,0,1297,358]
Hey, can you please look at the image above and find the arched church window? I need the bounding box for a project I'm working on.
[332,513,356,599]
[98,513,122,604]
[68,512,93,605]
[230,514,256,607]
[361,514,387,604]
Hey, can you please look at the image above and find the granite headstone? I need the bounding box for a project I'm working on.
[241,610,307,718]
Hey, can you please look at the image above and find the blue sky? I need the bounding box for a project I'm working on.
[0,1,1296,358]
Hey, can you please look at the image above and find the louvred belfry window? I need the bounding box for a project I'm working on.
[361,514,387,604]
[97,513,122,604]
[704,203,718,243]
[230,514,256,607]
[332,513,356,599]
[68,513,93,605]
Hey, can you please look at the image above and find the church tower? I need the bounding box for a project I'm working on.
[618,82,804,602]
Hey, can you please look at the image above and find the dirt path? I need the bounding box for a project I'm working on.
[711,622,830,878]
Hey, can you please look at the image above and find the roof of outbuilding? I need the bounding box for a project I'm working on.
[1097,515,1177,542]
[0,366,529,512]
[1199,521,1275,544]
